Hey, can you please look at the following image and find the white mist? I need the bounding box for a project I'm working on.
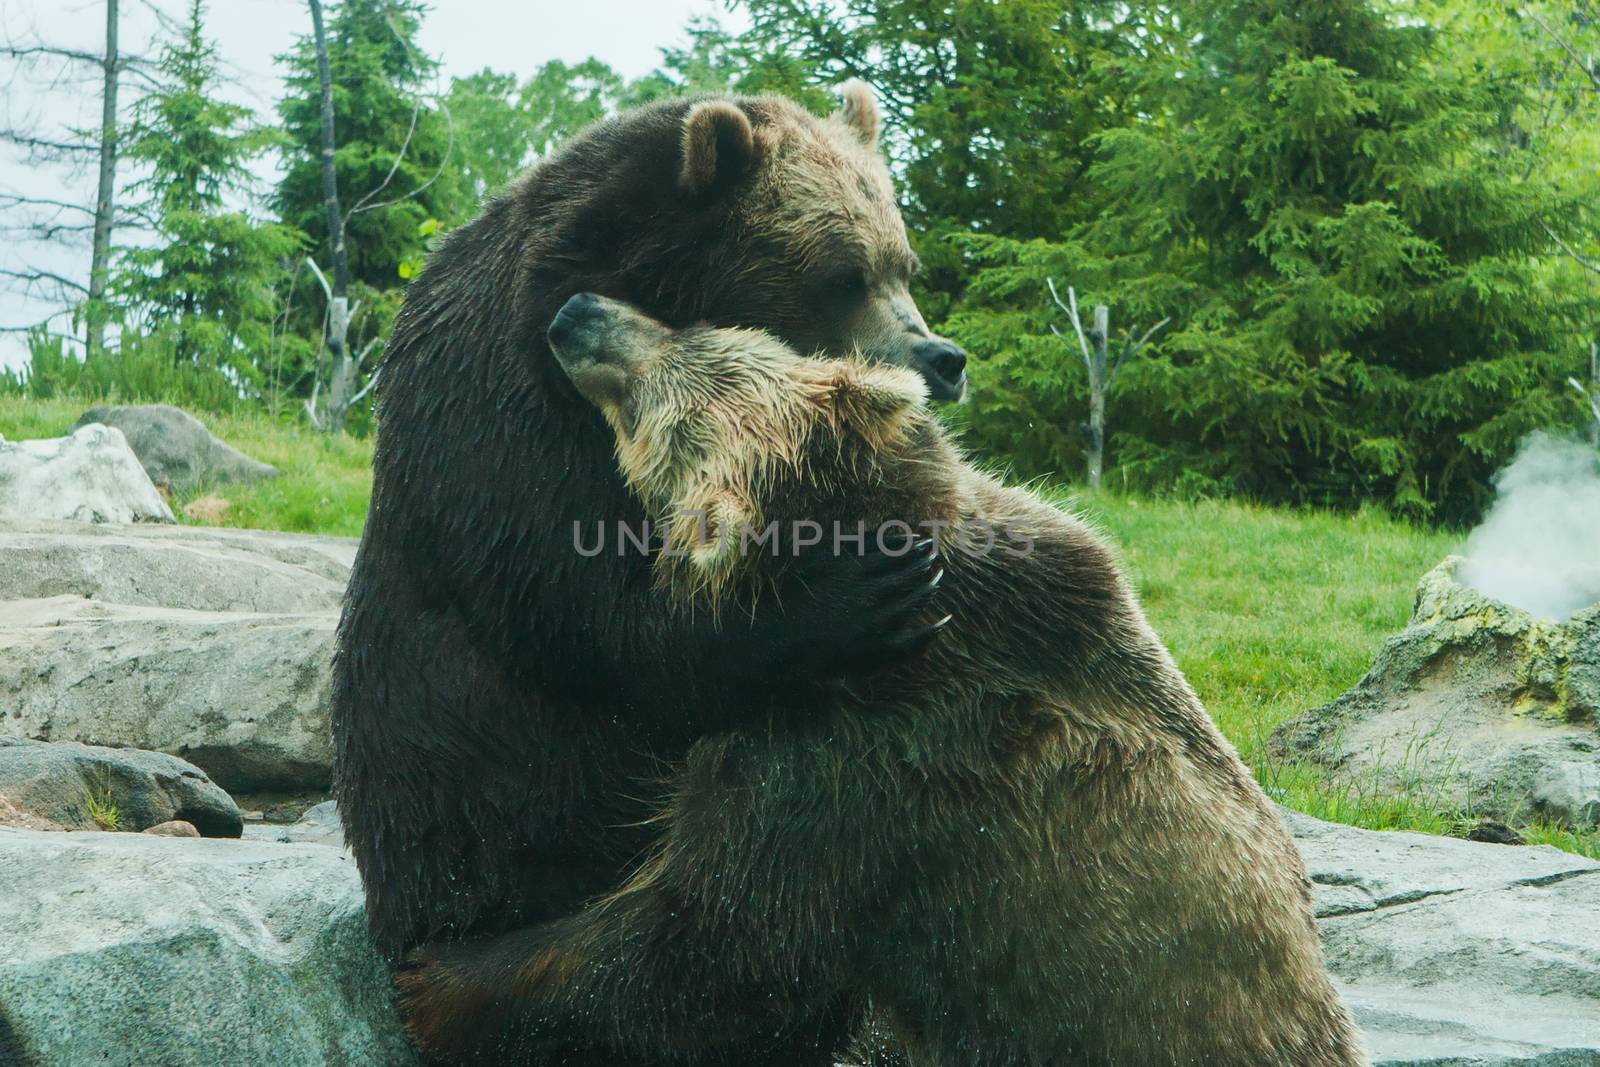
[1458,433,1600,620]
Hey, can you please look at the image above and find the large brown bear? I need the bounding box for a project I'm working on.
[332,86,964,1064]
[399,295,1369,1067]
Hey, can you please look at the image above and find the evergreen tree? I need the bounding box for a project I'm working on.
[114,0,301,374]
[276,0,461,289]
[447,59,623,203]
[445,18,816,206]
[949,0,1595,521]
[737,0,1158,320]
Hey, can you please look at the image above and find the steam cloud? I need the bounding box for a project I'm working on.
[1458,432,1600,621]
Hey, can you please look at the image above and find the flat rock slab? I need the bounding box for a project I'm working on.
[1287,810,1600,1065]
[0,425,173,525]
[0,829,419,1067]
[0,518,355,793]
[71,405,280,493]
[0,596,335,793]
[0,738,240,837]
[0,517,352,614]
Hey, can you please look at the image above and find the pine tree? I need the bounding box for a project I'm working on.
[275,0,461,289]
[114,0,301,375]
[947,0,1595,521]
[738,0,1157,321]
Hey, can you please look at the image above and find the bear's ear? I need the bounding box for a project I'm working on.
[814,363,926,446]
[833,80,880,150]
[680,101,759,196]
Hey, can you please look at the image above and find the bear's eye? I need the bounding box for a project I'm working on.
[820,268,869,299]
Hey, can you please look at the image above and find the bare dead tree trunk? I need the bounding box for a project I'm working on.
[84,0,119,358]
[1085,304,1109,489]
[1592,342,1600,450]
[308,0,355,433]
[1048,279,1169,491]
[1572,342,1600,449]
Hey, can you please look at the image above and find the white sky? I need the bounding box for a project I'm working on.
[0,0,748,368]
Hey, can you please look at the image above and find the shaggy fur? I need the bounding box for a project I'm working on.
[398,297,1370,1067]
[334,86,965,1066]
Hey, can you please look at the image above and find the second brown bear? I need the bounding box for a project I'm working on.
[400,295,1368,1067]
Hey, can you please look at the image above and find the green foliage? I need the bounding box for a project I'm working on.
[114,0,302,383]
[84,775,121,832]
[931,0,1597,522]
[737,0,1160,321]
[0,327,253,413]
[275,0,463,289]
[444,19,812,207]
[445,58,624,203]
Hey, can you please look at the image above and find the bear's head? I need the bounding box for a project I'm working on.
[523,82,967,402]
[548,292,930,602]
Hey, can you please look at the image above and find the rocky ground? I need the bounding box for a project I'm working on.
[1,411,1597,1066]
[2,808,1596,1066]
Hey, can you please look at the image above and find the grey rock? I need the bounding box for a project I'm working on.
[242,799,345,847]
[0,828,419,1067]
[0,738,240,837]
[1285,810,1600,1066]
[71,404,280,492]
[1273,557,1600,828]
[0,517,352,613]
[0,517,354,793]
[287,799,344,845]
[0,596,336,793]
[0,424,174,525]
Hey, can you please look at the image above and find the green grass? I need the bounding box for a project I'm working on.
[0,395,373,537]
[84,774,121,831]
[4,394,1595,856]
[1062,493,1484,833]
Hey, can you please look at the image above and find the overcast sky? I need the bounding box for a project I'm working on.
[0,0,748,368]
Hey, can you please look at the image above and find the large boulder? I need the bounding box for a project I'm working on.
[0,829,419,1067]
[71,404,280,492]
[0,738,241,837]
[0,517,354,793]
[1290,810,1600,1066]
[0,517,351,613]
[0,424,173,525]
[1272,557,1600,828]
[0,596,335,793]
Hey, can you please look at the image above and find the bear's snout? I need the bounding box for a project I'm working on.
[912,338,968,402]
[548,292,611,364]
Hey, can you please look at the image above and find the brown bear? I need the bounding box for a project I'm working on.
[397,294,1370,1066]
[333,84,964,1065]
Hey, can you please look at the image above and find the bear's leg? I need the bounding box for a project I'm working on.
[397,911,853,1066]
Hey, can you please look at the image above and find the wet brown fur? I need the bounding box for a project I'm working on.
[336,84,947,1066]
[398,307,1369,1066]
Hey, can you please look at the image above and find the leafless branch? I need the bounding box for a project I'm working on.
[344,93,421,219]
[344,14,454,220]
[0,268,88,294]
[1524,7,1600,92]
[0,193,93,215]
[0,130,95,155]
[1046,277,1093,373]
[0,43,106,65]
[1544,222,1600,275]
[1113,317,1171,374]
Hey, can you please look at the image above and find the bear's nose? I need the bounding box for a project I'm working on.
[912,339,967,400]
[548,292,608,354]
